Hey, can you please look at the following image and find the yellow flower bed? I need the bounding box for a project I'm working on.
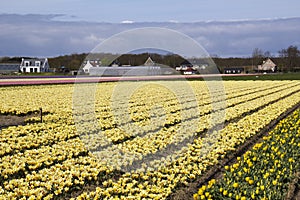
[0,80,299,199]
[194,108,300,200]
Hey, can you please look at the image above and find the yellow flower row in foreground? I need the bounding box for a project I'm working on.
[194,107,300,200]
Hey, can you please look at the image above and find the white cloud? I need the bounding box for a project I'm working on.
[169,20,179,23]
[121,20,134,24]
[0,14,299,57]
[70,34,104,46]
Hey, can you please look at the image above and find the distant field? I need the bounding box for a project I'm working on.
[0,73,299,86]
[220,72,300,80]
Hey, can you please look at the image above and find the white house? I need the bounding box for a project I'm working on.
[257,58,277,72]
[82,60,101,73]
[20,58,50,73]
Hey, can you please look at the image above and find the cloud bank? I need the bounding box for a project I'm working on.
[0,14,299,57]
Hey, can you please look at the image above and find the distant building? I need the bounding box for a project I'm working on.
[175,59,205,75]
[20,58,50,73]
[82,60,101,73]
[89,57,162,76]
[223,67,244,74]
[0,64,20,74]
[175,65,198,75]
[143,57,155,66]
[257,58,277,72]
[0,58,50,74]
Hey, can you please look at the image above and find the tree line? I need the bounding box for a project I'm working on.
[250,45,300,72]
[0,45,299,72]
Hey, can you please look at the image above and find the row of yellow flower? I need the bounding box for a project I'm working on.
[126,81,295,126]
[0,81,290,117]
[74,83,300,199]
[84,81,297,161]
[194,107,300,200]
[78,81,299,151]
[0,84,75,115]
[0,137,88,181]
[88,82,300,161]
[0,81,299,199]
[0,155,114,199]
[97,81,294,129]
[75,81,290,132]
[0,123,77,157]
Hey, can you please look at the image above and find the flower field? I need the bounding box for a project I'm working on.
[0,80,299,199]
[193,107,300,200]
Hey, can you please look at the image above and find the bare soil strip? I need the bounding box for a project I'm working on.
[0,113,37,130]
[285,172,300,200]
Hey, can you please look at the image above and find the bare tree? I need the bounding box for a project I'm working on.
[264,51,271,58]
[252,48,264,71]
[252,48,264,59]
[278,45,300,71]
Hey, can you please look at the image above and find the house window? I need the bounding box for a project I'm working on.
[35,61,41,67]
[25,61,30,66]
[30,68,33,73]
[34,68,38,73]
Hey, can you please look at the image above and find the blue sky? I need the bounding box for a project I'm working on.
[2,0,300,23]
[1,0,300,57]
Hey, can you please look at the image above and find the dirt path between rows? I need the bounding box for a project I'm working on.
[0,114,32,130]
[286,172,300,200]
[0,111,45,130]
